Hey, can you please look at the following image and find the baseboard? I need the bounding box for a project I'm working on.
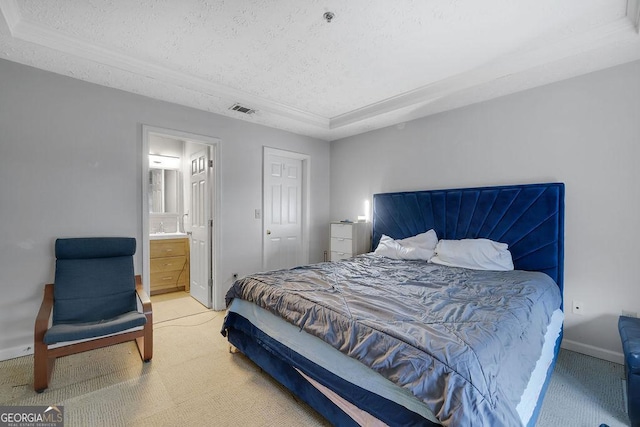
[0,343,33,362]
[561,339,624,365]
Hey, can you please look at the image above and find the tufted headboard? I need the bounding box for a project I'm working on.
[372,183,565,293]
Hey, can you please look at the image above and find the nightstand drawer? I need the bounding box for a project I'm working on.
[331,223,353,239]
[330,251,352,261]
[330,237,353,254]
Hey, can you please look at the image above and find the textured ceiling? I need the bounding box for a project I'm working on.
[1,0,639,141]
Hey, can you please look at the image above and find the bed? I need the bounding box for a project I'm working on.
[222,182,565,426]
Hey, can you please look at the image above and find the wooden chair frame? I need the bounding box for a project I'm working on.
[34,275,153,392]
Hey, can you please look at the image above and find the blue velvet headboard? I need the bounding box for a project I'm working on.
[372,183,565,293]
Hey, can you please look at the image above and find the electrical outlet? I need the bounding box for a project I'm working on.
[255,209,261,219]
[622,310,638,318]
[572,300,584,315]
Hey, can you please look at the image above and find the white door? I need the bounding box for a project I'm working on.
[190,148,211,307]
[263,151,303,271]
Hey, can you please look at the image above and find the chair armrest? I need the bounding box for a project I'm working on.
[34,284,54,338]
[135,275,152,315]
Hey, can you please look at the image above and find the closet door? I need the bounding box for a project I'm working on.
[263,152,303,271]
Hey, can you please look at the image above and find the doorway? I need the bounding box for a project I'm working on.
[142,125,220,309]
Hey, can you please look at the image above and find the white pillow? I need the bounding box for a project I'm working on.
[374,230,438,261]
[373,235,401,258]
[429,238,514,271]
[397,229,439,252]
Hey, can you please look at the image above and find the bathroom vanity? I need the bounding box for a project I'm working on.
[149,236,190,295]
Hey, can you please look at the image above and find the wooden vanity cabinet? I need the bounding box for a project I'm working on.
[150,238,190,295]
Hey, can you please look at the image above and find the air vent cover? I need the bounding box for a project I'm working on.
[229,103,256,115]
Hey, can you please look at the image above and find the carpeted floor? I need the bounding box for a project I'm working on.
[0,292,630,426]
[537,348,628,427]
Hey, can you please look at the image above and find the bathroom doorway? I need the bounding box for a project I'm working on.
[141,125,220,309]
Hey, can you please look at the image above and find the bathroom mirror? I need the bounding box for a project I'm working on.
[149,169,180,213]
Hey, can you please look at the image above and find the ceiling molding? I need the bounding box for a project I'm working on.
[1,0,639,141]
[2,3,329,130]
[330,15,638,129]
[629,0,640,33]
[0,0,20,33]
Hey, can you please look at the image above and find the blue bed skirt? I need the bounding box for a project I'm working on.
[223,312,439,427]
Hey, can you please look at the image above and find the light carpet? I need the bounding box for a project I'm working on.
[537,348,628,427]
[0,292,630,426]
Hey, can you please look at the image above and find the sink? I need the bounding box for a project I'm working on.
[149,232,188,240]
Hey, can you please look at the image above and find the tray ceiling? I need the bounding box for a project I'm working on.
[1,0,639,141]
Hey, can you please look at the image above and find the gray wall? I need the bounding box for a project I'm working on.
[330,60,640,363]
[2,55,638,364]
[0,59,330,360]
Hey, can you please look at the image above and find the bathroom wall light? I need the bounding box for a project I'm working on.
[149,154,180,170]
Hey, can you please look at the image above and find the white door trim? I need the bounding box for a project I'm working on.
[141,125,221,308]
[262,147,310,270]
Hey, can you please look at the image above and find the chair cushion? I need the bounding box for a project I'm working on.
[43,310,147,344]
[55,237,136,260]
[53,237,137,324]
[619,316,640,374]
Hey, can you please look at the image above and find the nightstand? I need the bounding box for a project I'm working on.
[330,222,370,261]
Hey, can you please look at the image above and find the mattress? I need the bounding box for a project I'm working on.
[227,298,563,426]
[224,255,562,426]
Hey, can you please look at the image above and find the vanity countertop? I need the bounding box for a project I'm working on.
[149,232,188,240]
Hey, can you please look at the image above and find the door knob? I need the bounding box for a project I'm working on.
[266,230,271,235]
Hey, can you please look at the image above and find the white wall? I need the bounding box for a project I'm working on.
[0,59,330,360]
[330,60,640,363]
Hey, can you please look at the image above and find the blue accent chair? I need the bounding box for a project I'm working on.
[34,237,153,392]
[619,316,640,426]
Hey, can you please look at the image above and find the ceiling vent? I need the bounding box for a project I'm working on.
[229,103,256,115]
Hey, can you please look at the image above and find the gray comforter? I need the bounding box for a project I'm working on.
[225,254,562,426]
